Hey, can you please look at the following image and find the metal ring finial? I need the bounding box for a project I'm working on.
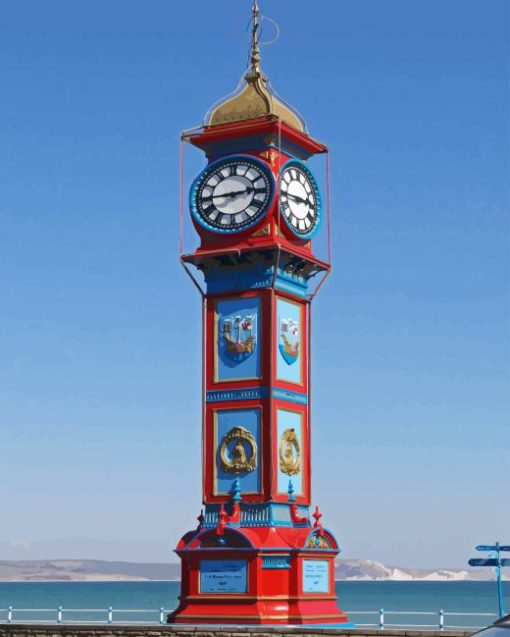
[259,16,280,47]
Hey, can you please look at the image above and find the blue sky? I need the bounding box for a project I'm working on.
[0,0,508,569]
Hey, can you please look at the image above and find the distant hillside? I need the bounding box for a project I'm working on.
[0,559,500,582]
[334,559,499,581]
[0,560,180,581]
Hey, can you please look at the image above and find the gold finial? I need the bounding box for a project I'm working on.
[247,0,262,79]
[204,0,307,132]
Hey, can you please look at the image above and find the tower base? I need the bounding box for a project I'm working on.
[167,524,351,626]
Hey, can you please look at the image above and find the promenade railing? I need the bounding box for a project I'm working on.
[0,606,499,629]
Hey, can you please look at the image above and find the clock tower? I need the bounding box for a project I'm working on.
[168,1,352,627]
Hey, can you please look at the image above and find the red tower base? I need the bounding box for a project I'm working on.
[167,523,352,627]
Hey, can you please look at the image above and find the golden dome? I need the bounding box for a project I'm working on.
[205,1,306,133]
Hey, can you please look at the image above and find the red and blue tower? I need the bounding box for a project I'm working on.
[168,2,351,627]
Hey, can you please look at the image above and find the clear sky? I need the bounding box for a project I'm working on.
[0,0,508,570]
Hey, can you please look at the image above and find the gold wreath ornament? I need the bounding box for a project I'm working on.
[219,426,257,474]
[279,428,301,476]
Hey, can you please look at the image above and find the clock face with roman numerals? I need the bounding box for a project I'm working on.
[280,161,321,239]
[190,156,274,233]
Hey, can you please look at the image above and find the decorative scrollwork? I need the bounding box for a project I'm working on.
[278,428,301,476]
[219,426,257,474]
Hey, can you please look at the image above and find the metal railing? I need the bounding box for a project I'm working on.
[0,606,498,630]
[0,606,170,625]
[350,609,497,630]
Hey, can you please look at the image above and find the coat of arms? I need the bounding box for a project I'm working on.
[305,534,331,549]
[219,426,257,474]
[220,313,257,364]
[279,428,301,476]
[279,318,299,365]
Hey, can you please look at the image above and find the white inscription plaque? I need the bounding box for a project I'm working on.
[303,559,329,593]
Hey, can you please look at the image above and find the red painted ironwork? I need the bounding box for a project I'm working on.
[169,73,348,626]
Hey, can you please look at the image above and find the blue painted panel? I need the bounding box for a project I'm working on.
[200,559,248,593]
[216,297,261,382]
[272,388,308,405]
[275,279,308,298]
[205,262,309,296]
[215,408,261,495]
[262,556,291,569]
[206,387,307,404]
[276,297,303,385]
[277,409,303,496]
[302,559,329,593]
[207,387,269,403]
[275,269,308,298]
[206,262,274,295]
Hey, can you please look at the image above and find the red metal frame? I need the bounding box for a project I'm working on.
[169,115,349,627]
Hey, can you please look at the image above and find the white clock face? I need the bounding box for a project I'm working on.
[280,161,321,238]
[191,156,274,233]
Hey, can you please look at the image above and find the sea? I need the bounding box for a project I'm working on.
[0,581,508,629]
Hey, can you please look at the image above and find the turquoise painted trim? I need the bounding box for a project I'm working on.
[206,387,307,405]
[205,270,274,295]
[276,269,308,290]
[206,388,269,403]
[272,388,308,405]
[274,279,308,298]
[204,262,309,297]
[203,502,310,528]
[262,555,291,570]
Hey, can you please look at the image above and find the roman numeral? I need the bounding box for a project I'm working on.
[202,204,216,217]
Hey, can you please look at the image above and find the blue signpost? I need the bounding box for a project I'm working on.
[469,542,510,617]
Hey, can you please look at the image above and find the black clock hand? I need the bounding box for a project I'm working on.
[203,187,265,201]
[286,192,315,207]
[214,188,251,200]
[214,186,267,200]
